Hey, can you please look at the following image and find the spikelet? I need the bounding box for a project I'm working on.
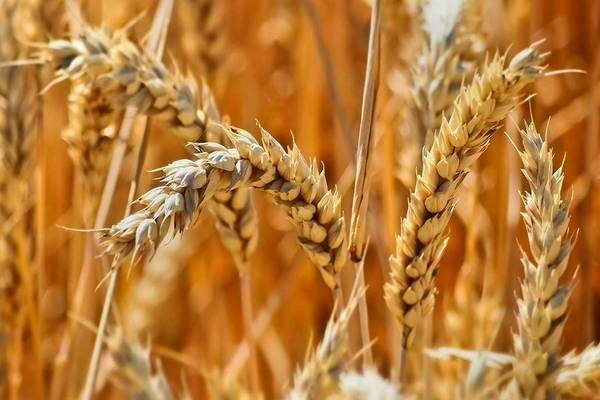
[0,0,41,393]
[40,26,259,272]
[555,344,600,397]
[178,0,225,79]
[103,328,174,400]
[286,284,364,399]
[507,121,575,399]
[100,126,346,289]
[384,42,548,348]
[62,81,116,222]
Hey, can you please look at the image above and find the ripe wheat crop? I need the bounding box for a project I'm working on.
[0,0,598,399]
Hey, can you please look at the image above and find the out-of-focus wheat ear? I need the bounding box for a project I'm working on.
[555,344,600,397]
[329,369,400,400]
[507,121,575,399]
[178,0,226,81]
[285,280,365,399]
[411,0,487,154]
[102,328,175,400]
[100,125,347,290]
[384,42,548,352]
[62,81,116,224]
[204,368,264,400]
[0,0,43,396]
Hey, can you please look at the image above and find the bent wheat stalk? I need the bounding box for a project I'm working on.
[506,121,575,398]
[384,42,548,351]
[100,126,347,289]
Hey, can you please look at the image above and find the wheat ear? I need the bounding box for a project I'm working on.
[0,0,41,394]
[286,281,365,399]
[508,121,575,398]
[329,369,400,400]
[204,369,263,400]
[555,344,600,397]
[384,42,548,349]
[100,125,346,289]
[178,0,225,79]
[62,81,116,222]
[103,328,174,400]
[412,0,486,152]
[40,26,259,271]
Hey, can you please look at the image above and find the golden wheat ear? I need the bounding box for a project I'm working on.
[503,120,576,399]
[384,41,548,350]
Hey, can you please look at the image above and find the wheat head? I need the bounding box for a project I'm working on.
[507,121,575,399]
[384,42,548,348]
[104,328,174,400]
[100,126,346,289]
[413,0,486,151]
[41,26,259,271]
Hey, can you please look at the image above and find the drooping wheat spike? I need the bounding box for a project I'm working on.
[62,81,116,223]
[0,0,41,394]
[103,328,174,400]
[412,0,486,152]
[39,26,259,270]
[39,26,219,144]
[100,125,346,289]
[505,121,576,399]
[384,42,548,348]
[286,284,364,399]
[555,344,600,397]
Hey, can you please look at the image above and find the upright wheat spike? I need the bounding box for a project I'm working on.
[504,121,575,399]
[286,283,365,399]
[555,344,600,397]
[100,125,346,289]
[103,328,174,400]
[62,81,116,223]
[412,0,486,152]
[384,42,548,349]
[0,0,40,395]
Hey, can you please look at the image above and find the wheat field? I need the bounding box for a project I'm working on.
[0,0,599,398]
